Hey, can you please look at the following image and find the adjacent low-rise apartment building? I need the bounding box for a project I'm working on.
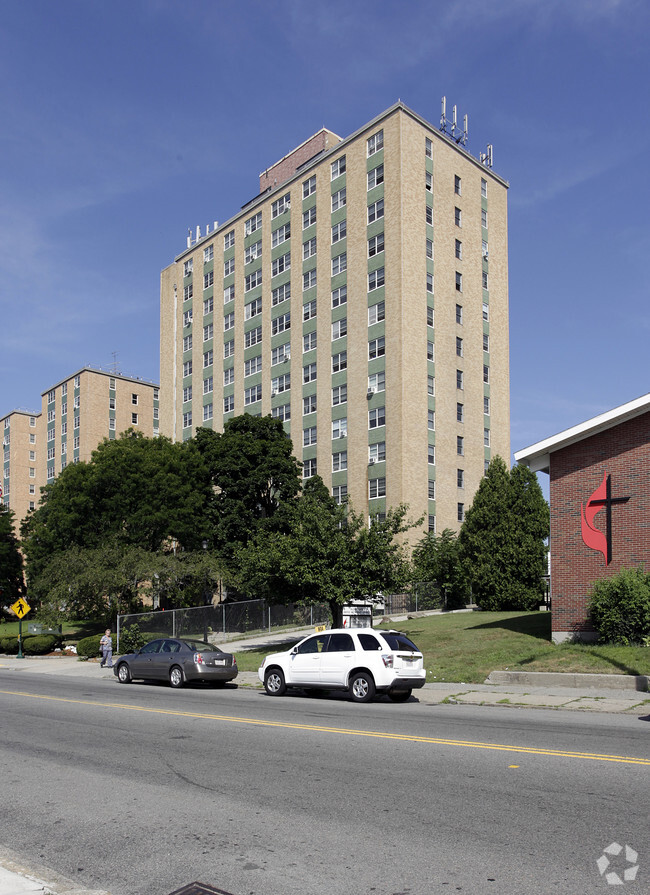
[2,366,160,529]
[160,100,510,534]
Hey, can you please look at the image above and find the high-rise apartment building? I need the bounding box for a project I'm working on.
[160,101,510,534]
[2,366,160,529]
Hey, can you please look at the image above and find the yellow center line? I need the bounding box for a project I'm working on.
[2,688,649,766]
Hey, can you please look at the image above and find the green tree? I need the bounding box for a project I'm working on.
[459,457,549,610]
[411,528,469,609]
[193,415,302,557]
[232,478,415,625]
[0,504,24,604]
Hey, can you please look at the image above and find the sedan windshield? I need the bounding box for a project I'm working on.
[378,632,420,652]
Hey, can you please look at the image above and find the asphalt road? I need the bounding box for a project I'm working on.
[0,673,648,895]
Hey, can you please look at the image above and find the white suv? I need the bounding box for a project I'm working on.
[258,628,426,703]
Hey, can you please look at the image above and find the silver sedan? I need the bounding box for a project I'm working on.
[114,638,238,689]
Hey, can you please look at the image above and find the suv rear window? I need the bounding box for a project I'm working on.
[358,633,382,651]
[378,632,420,652]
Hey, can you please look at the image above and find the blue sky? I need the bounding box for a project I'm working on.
[1,0,648,459]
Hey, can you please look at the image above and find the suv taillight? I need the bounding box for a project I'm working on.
[381,654,394,668]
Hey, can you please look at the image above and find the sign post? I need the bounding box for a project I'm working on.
[10,598,31,659]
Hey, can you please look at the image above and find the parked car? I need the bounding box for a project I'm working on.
[114,638,237,689]
[258,628,425,703]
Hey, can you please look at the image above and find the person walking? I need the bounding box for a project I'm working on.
[100,629,113,668]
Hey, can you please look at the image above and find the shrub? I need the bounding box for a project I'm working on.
[119,623,146,654]
[589,567,650,645]
[77,633,114,659]
[22,634,60,655]
[0,636,19,654]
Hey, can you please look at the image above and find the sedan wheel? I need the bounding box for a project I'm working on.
[169,665,184,689]
[349,672,375,703]
[117,663,131,684]
[388,689,412,702]
[264,668,286,696]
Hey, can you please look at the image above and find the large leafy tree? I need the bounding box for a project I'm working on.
[411,528,469,610]
[193,415,302,557]
[0,504,24,604]
[231,478,415,626]
[458,457,549,610]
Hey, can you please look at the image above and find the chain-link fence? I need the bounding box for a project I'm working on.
[374,582,465,617]
[117,599,330,652]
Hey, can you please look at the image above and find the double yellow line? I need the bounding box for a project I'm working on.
[2,688,649,766]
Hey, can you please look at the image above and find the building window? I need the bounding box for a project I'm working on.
[224,230,235,249]
[427,341,435,362]
[482,239,489,259]
[332,450,347,472]
[224,395,234,413]
[332,285,347,308]
[302,207,317,229]
[272,313,291,335]
[428,410,435,430]
[368,233,384,257]
[224,341,234,358]
[245,212,262,236]
[205,376,214,393]
[223,286,234,305]
[332,351,347,373]
[481,209,488,229]
[203,349,214,368]
[224,313,235,332]
[457,402,464,423]
[368,301,385,325]
[331,187,347,212]
[183,309,193,327]
[481,178,487,198]
[203,323,214,342]
[457,503,465,523]
[454,207,462,227]
[203,244,214,263]
[369,406,385,429]
[483,365,490,383]
[74,375,80,387]
[457,436,464,456]
[428,480,436,500]
[271,342,291,367]
[183,361,193,377]
[303,458,317,479]
[484,428,491,447]
[483,302,489,321]
[456,337,463,357]
[367,130,383,156]
[457,369,464,390]
[457,469,465,489]
[331,253,347,276]
[183,335,193,352]
[272,404,291,422]
[332,384,347,406]
[427,306,434,327]
[224,258,235,277]
[30,417,36,427]
[425,137,432,158]
[484,396,490,415]
[303,426,317,447]
[428,375,435,396]
[367,165,384,190]
[332,418,347,439]
[369,337,385,359]
[428,445,435,465]
[223,368,234,386]
[244,385,262,406]
[303,395,317,415]
[303,269,317,291]
[303,299,317,321]
[425,171,432,192]
[245,240,262,264]
[183,386,192,403]
[455,239,462,260]
[369,442,386,463]
[454,174,461,195]
[368,198,384,223]
[368,267,385,291]
[303,331,317,352]
[245,269,262,292]
[302,176,316,198]
[332,318,347,340]
[272,283,291,306]
[183,259,193,277]
[271,192,291,218]
[426,205,433,226]
[271,373,291,393]
[272,252,291,277]
[244,326,262,348]
[456,304,463,325]
[483,333,490,352]
[303,362,317,383]
[426,272,434,294]
[482,270,489,290]
[369,370,385,393]
[369,477,386,499]
[331,220,346,244]
[203,271,214,290]
[244,355,262,377]
[331,156,346,179]
[455,272,462,292]
[202,403,213,421]
[303,237,317,260]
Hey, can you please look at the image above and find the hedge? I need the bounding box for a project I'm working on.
[0,634,61,655]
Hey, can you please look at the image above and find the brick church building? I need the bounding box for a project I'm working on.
[515,394,650,643]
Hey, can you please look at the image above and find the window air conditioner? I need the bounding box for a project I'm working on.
[367,388,375,398]
[368,458,375,465]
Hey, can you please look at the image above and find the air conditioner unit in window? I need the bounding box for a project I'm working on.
[271,390,276,397]
[367,388,375,398]
[368,458,375,466]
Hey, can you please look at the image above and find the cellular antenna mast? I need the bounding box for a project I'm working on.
[439,96,468,146]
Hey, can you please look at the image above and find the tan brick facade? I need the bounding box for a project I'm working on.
[160,102,510,537]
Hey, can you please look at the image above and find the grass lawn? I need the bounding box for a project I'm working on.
[0,618,103,641]
[234,612,650,684]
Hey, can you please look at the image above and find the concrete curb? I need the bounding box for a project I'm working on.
[0,849,109,895]
[486,670,649,691]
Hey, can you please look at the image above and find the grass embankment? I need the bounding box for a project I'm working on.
[0,619,102,641]
[233,612,650,684]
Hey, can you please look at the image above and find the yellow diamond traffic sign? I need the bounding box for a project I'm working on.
[10,598,31,619]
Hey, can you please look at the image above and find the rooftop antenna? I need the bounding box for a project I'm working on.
[480,143,493,168]
[110,352,120,374]
[439,97,468,146]
[440,96,447,133]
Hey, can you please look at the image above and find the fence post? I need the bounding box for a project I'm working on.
[310,604,313,626]
[172,610,177,638]
[268,606,271,633]
[117,615,121,654]
[223,603,226,637]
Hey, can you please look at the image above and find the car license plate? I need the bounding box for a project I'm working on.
[214,658,226,665]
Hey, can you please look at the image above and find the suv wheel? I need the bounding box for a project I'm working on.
[349,671,375,703]
[264,668,287,696]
